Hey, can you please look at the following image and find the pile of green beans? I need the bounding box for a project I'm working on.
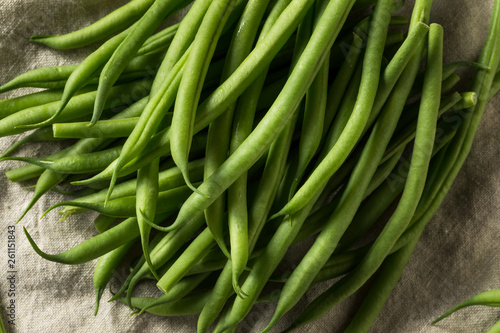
[1,0,499,331]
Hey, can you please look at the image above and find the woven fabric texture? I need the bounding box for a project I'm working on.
[0,0,499,332]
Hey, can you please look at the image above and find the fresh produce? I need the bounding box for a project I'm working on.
[0,0,499,332]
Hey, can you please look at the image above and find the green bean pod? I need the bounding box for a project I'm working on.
[205,0,272,298]
[0,89,65,119]
[4,145,123,174]
[44,185,195,218]
[30,0,156,49]
[171,0,239,193]
[433,289,500,324]
[121,291,211,316]
[53,118,141,139]
[93,240,135,315]
[136,272,211,315]
[0,126,61,159]
[157,228,216,293]
[23,217,140,265]
[136,158,161,280]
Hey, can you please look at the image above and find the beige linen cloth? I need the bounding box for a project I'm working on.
[0,0,499,332]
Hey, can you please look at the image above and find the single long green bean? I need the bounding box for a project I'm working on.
[171,0,240,193]
[53,118,141,139]
[30,0,156,49]
[23,217,140,264]
[93,240,135,315]
[0,89,65,119]
[136,158,160,280]
[0,126,61,158]
[156,227,216,293]
[44,185,195,218]
[4,145,123,174]
[136,272,211,314]
[433,290,500,324]
[122,291,211,316]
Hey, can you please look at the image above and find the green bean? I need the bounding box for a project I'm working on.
[488,70,500,99]
[53,118,140,139]
[4,145,123,174]
[324,62,362,149]
[322,33,363,136]
[0,66,76,94]
[156,227,216,293]
[171,0,240,194]
[136,158,160,280]
[136,23,179,56]
[345,122,458,257]
[24,217,140,264]
[92,0,189,125]
[41,28,134,128]
[381,91,463,164]
[0,126,61,158]
[0,55,159,93]
[94,214,118,233]
[433,289,500,324]
[4,146,72,182]
[344,237,420,333]
[0,80,151,135]
[198,264,234,333]
[274,6,429,218]
[43,184,195,218]
[17,168,67,223]
[121,291,211,316]
[441,73,460,93]
[0,90,64,119]
[290,44,329,197]
[93,240,135,315]
[30,0,156,49]
[135,272,211,314]
[364,146,405,197]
